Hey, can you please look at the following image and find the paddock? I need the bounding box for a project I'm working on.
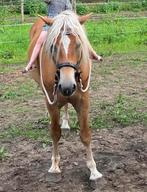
[0,1,147,191]
[0,52,147,191]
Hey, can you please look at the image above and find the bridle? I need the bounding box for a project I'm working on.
[40,35,91,105]
[56,62,79,70]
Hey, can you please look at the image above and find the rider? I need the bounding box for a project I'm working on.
[23,0,102,73]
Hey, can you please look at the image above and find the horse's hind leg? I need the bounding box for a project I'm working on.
[61,104,70,138]
[61,104,70,130]
[47,105,61,173]
[77,98,102,180]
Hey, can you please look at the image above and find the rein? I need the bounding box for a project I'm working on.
[40,44,57,105]
[79,61,91,93]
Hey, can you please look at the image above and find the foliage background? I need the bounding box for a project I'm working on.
[0,0,147,15]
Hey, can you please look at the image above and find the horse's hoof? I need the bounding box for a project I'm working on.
[61,128,70,138]
[48,166,61,173]
[61,119,70,130]
[90,171,103,180]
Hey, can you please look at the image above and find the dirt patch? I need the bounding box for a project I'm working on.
[0,53,147,191]
[0,126,147,192]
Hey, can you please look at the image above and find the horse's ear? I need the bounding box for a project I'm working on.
[79,13,92,24]
[38,14,54,25]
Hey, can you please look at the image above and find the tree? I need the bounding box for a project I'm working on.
[71,0,76,12]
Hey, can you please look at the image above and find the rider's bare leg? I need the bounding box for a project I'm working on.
[23,31,47,73]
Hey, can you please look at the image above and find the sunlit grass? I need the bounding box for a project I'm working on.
[0,16,147,64]
[0,147,8,161]
[0,80,38,101]
[86,18,147,56]
[91,94,147,129]
[0,121,51,145]
[0,24,31,64]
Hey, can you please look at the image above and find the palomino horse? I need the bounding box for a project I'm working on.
[29,11,102,180]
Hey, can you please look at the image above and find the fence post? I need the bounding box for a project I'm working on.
[21,0,24,23]
[72,0,76,12]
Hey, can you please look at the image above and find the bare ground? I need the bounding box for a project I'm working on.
[0,53,147,192]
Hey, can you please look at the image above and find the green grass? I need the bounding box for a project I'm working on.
[1,93,146,142]
[0,24,31,64]
[0,16,147,64]
[91,94,147,129]
[0,117,51,145]
[86,18,147,56]
[0,63,20,73]
[0,80,38,101]
[0,147,8,161]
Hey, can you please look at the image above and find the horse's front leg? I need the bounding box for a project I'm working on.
[47,105,61,173]
[77,97,102,180]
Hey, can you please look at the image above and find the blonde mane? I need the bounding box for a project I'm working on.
[45,10,91,62]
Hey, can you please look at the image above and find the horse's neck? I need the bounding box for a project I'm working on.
[40,46,56,85]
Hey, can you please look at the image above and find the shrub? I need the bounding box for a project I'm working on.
[0,7,10,25]
[76,3,89,15]
[24,0,47,16]
[76,1,147,14]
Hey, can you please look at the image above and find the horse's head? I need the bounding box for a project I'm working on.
[40,11,92,97]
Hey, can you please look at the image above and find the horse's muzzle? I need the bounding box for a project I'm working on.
[58,83,76,97]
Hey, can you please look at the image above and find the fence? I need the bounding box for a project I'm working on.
[0,0,147,23]
[0,0,147,63]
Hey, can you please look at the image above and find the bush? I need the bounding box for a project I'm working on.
[100,2,120,13]
[142,0,147,6]
[76,3,89,15]
[24,0,47,16]
[0,7,10,25]
[76,1,147,14]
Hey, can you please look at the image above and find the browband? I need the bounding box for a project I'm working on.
[56,62,78,70]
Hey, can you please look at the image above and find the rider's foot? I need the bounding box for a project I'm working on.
[92,54,103,61]
[22,65,36,74]
[22,69,28,74]
[22,66,30,74]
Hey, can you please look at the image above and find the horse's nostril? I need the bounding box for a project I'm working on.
[73,84,76,91]
[58,84,62,90]
[59,83,76,97]
[64,88,70,96]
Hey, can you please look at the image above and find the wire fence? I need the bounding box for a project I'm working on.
[0,19,147,45]
[0,0,147,55]
[0,0,147,22]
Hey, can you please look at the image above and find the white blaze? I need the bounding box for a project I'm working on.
[62,35,70,56]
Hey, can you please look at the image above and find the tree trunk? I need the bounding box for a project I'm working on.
[72,0,76,12]
[21,0,24,23]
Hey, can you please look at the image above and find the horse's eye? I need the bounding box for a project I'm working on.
[76,43,81,49]
[50,45,53,53]
[50,45,57,54]
[66,32,70,36]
